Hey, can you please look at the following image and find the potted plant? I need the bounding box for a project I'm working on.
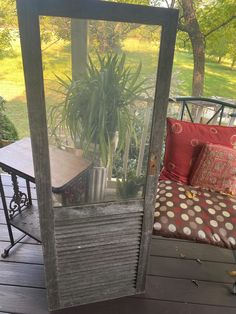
[49,52,147,201]
[0,97,18,148]
[117,170,144,199]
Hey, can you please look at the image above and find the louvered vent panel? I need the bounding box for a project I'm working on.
[54,202,144,308]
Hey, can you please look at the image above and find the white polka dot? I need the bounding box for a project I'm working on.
[193,197,199,202]
[183,227,191,235]
[210,220,218,228]
[225,222,233,230]
[167,201,174,207]
[165,181,172,184]
[159,190,166,194]
[195,217,203,224]
[222,211,230,217]
[190,222,197,229]
[219,228,227,237]
[214,205,221,211]
[233,205,236,210]
[180,203,188,209]
[186,200,194,206]
[204,192,210,197]
[206,199,213,205]
[216,215,224,222]
[216,195,224,200]
[154,222,162,230]
[178,187,185,192]
[161,217,168,223]
[212,233,221,242]
[228,237,236,246]
[219,202,226,208]
[198,230,206,239]
[188,209,195,216]
[165,186,172,190]
[208,208,216,215]
[181,214,189,221]
[159,183,166,188]
[166,193,173,198]
[230,198,236,203]
[159,197,167,202]
[155,202,160,208]
[160,206,167,211]
[194,205,201,212]
[168,224,176,232]
[167,211,175,218]
[179,194,186,199]
[154,211,160,217]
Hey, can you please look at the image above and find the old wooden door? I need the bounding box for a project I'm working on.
[16,0,178,310]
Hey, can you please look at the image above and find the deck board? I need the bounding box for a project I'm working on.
[0,241,43,264]
[0,175,236,314]
[151,236,235,263]
[148,255,235,283]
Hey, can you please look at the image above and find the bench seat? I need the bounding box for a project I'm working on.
[154,180,236,250]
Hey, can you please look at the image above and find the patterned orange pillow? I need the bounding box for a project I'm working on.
[190,143,236,195]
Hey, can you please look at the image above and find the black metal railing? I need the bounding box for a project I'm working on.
[169,96,236,126]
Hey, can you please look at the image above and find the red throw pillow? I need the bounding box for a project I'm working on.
[190,143,236,195]
[160,118,236,184]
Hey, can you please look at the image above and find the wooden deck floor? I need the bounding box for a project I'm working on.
[1,176,236,314]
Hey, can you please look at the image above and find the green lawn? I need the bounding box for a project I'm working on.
[0,38,236,138]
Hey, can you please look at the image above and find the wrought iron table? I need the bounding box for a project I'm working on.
[0,138,92,257]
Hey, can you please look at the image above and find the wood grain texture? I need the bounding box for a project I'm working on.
[151,237,235,263]
[148,255,235,284]
[54,297,236,314]
[0,138,92,191]
[139,275,236,307]
[38,0,178,25]
[16,0,59,309]
[11,205,41,241]
[136,10,179,293]
[0,284,47,314]
[0,262,45,287]
[0,241,43,264]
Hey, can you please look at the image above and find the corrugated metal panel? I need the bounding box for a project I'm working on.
[54,204,143,307]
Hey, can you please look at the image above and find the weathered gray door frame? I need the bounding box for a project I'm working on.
[16,0,178,310]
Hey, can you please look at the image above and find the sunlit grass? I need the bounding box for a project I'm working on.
[0,37,236,138]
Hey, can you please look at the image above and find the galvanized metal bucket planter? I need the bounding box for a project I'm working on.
[16,0,178,311]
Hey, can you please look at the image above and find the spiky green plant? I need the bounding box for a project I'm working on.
[49,52,147,167]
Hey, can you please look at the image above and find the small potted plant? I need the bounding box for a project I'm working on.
[116,170,144,199]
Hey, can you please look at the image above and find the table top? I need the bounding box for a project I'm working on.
[0,138,92,191]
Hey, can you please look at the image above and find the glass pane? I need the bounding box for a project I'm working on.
[39,16,161,206]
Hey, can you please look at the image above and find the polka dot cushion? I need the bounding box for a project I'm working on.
[153,180,236,249]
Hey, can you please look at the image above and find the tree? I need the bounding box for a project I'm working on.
[0,0,17,57]
[206,31,229,63]
[159,0,236,96]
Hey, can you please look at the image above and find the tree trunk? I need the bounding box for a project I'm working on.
[181,0,205,96]
[218,56,222,63]
[231,58,236,69]
[71,19,88,81]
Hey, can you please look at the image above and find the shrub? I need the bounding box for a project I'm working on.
[0,97,18,145]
